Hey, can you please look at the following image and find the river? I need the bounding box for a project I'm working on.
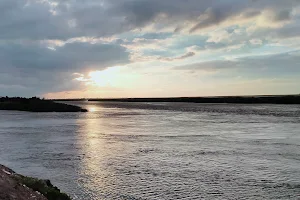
[0,102,299,199]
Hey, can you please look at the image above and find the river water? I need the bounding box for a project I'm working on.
[0,102,300,199]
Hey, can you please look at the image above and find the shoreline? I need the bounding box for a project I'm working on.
[0,164,70,200]
[0,97,87,112]
[52,94,300,104]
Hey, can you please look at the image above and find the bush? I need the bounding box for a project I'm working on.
[15,175,71,200]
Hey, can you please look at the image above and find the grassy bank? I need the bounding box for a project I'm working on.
[0,164,71,200]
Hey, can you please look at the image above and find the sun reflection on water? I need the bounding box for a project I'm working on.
[76,107,123,199]
[88,107,97,112]
[76,110,109,198]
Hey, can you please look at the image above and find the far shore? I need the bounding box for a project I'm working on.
[0,97,88,112]
[51,94,300,104]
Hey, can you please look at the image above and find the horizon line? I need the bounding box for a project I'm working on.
[48,94,300,100]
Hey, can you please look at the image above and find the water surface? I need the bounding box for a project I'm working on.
[0,102,300,199]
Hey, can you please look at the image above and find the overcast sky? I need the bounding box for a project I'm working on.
[1,0,300,98]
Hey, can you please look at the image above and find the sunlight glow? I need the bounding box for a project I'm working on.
[89,107,97,112]
[88,67,120,87]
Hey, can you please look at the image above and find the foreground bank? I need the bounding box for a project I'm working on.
[0,164,71,200]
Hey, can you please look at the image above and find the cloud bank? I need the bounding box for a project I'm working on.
[0,0,300,97]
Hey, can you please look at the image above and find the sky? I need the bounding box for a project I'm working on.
[1,0,300,98]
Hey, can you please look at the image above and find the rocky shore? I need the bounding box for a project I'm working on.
[0,164,71,200]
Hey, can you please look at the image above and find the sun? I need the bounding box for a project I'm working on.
[89,107,97,112]
[88,67,119,87]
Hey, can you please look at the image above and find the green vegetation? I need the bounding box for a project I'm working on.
[0,96,87,112]
[14,175,71,200]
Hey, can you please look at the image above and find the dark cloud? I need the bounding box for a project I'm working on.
[174,51,300,78]
[135,32,173,40]
[0,41,129,72]
[174,60,235,72]
[0,41,129,96]
[1,0,299,40]
[274,25,300,39]
[273,10,292,22]
[189,5,239,33]
[159,52,196,61]
[0,0,73,40]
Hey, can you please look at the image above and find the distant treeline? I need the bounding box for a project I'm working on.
[0,97,87,112]
[81,95,300,104]
[0,96,43,102]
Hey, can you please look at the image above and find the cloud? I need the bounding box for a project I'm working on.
[256,9,293,28]
[189,6,239,33]
[174,50,300,77]
[0,41,129,72]
[1,0,300,97]
[1,0,299,40]
[0,0,73,40]
[0,41,129,96]
[174,60,236,72]
[159,52,196,62]
[249,39,263,45]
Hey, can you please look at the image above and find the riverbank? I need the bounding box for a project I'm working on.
[0,164,70,200]
[88,95,300,104]
[52,94,300,104]
[0,97,87,112]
